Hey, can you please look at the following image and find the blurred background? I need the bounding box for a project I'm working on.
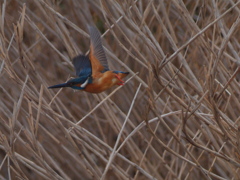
[1,0,240,179]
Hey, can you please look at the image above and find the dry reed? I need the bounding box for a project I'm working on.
[1,0,240,179]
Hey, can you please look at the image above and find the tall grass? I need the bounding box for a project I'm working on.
[1,0,240,179]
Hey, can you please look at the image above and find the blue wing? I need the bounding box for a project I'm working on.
[72,55,92,77]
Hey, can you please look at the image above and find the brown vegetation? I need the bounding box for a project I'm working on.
[1,0,240,179]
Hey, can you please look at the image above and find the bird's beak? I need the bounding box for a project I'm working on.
[119,72,129,79]
[48,83,69,89]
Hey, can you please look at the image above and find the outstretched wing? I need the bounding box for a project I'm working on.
[72,55,92,77]
[88,26,109,76]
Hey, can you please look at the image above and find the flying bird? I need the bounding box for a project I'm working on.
[48,26,129,93]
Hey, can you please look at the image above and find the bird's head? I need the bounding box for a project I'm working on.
[113,71,129,85]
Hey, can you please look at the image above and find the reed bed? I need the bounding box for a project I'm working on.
[1,0,240,179]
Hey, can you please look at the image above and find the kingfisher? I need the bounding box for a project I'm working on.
[48,26,129,93]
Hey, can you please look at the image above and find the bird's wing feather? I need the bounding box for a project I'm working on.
[88,26,109,76]
[72,55,92,77]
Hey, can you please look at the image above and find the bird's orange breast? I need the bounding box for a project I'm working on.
[83,71,120,93]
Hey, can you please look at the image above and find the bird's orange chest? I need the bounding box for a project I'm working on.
[83,71,117,93]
